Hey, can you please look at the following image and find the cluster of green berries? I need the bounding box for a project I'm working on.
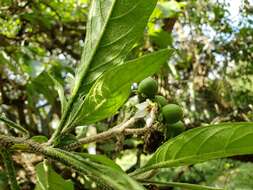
[137,77,185,138]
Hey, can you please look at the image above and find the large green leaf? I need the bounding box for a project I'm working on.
[51,0,162,139]
[133,122,253,175]
[73,0,158,95]
[65,49,171,129]
[43,147,145,190]
[35,161,74,190]
[27,71,57,105]
[78,153,123,172]
[140,180,223,190]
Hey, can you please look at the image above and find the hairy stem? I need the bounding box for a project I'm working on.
[0,135,120,189]
[0,149,20,190]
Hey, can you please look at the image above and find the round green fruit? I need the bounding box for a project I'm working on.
[162,104,183,124]
[138,77,158,98]
[166,121,185,138]
[154,95,168,107]
[170,121,186,136]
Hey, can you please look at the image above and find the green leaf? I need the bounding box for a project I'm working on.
[157,1,185,18]
[149,30,173,48]
[48,74,67,114]
[132,122,253,176]
[66,49,172,128]
[0,115,29,137]
[10,144,29,151]
[22,60,44,78]
[78,153,123,172]
[0,171,8,190]
[55,134,78,147]
[0,149,20,190]
[49,0,160,141]
[73,0,158,95]
[27,72,57,105]
[43,147,145,190]
[35,161,74,190]
[140,180,224,190]
[31,136,48,144]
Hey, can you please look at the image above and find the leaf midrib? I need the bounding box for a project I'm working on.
[72,0,117,96]
[132,145,253,176]
[59,1,118,134]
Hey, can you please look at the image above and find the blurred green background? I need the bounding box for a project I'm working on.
[0,0,253,189]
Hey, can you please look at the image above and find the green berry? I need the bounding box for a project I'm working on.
[162,104,183,124]
[154,95,168,107]
[170,121,186,136]
[138,77,158,98]
[166,121,185,138]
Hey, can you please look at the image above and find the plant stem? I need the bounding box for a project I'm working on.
[0,135,119,189]
[48,95,77,145]
[63,106,158,150]
[63,117,138,150]
[0,149,20,190]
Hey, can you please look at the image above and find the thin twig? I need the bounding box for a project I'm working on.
[81,117,137,143]
[63,117,138,150]
[64,106,158,150]
[0,115,30,137]
[124,127,149,135]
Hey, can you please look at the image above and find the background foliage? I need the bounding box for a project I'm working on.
[0,0,253,189]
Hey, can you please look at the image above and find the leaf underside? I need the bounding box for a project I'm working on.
[35,162,74,190]
[43,147,145,190]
